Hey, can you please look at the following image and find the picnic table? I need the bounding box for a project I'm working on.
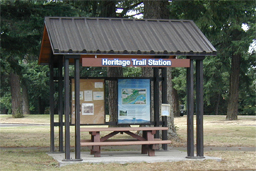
[80,127,172,157]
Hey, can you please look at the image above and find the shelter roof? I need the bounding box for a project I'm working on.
[39,17,216,64]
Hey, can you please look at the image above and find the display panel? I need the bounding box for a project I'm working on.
[118,79,151,124]
[71,79,105,124]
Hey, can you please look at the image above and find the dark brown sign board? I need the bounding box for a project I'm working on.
[82,58,190,67]
[71,79,105,124]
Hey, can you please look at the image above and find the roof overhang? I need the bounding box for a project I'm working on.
[38,17,216,65]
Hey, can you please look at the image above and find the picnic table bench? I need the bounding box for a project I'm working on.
[80,127,171,157]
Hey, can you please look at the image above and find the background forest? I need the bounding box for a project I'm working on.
[1,0,255,119]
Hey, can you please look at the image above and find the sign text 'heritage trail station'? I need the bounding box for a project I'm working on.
[82,58,190,68]
[102,58,172,67]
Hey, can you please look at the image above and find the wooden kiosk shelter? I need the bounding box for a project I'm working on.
[38,17,216,161]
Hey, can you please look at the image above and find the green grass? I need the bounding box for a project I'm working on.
[0,149,59,170]
[1,115,255,147]
[0,114,255,170]
[173,115,256,147]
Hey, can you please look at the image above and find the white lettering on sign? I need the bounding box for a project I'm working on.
[132,59,147,66]
[101,58,172,67]
[102,59,131,67]
[148,59,172,66]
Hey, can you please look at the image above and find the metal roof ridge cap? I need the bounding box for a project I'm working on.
[45,17,195,21]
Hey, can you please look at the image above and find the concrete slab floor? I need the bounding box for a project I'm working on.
[48,149,222,167]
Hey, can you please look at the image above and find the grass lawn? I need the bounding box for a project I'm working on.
[0,114,255,170]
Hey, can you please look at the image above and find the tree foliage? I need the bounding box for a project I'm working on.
[1,0,255,118]
[0,0,81,115]
[170,0,256,117]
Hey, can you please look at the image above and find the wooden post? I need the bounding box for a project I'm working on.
[58,56,64,152]
[49,55,55,153]
[162,67,168,150]
[196,58,204,158]
[186,58,194,158]
[63,56,70,160]
[154,68,160,138]
[74,57,82,160]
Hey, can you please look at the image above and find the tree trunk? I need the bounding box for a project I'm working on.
[167,68,179,140]
[99,1,116,17]
[107,67,123,124]
[142,67,154,121]
[226,54,240,120]
[38,97,46,114]
[98,1,121,125]
[172,87,180,117]
[144,0,169,19]
[10,72,23,118]
[144,1,179,140]
[215,93,220,115]
[21,82,30,115]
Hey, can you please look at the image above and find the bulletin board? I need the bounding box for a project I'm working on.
[71,79,105,124]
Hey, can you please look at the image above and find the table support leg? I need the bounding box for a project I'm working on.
[147,131,155,156]
[141,131,147,154]
[90,132,101,157]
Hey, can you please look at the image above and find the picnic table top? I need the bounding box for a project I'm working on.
[80,127,168,132]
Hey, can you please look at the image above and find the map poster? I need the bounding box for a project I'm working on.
[118,79,151,124]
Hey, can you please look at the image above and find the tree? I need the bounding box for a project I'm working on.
[169,0,256,119]
[69,0,124,123]
[143,0,179,140]
[99,1,124,124]
[1,1,80,116]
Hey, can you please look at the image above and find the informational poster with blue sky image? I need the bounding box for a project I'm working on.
[118,79,151,124]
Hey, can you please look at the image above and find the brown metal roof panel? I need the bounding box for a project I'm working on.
[87,19,111,51]
[74,18,97,52]
[112,19,140,51]
[148,21,174,52]
[171,21,195,52]
[177,22,201,52]
[187,21,217,52]
[122,20,151,52]
[181,21,212,53]
[103,20,125,51]
[52,18,72,52]
[157,21,179,52]
[43,17,216,56]
[144,21,166,52]
[65,18,88,52]
[166,21,190,52]
[45,18,62,53]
